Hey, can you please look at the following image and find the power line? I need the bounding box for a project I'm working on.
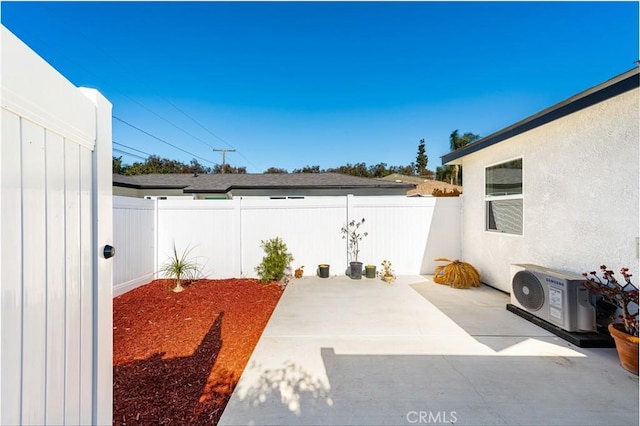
[9,25,260,170]
[162,96,262,172]
[113,140,152,157]
[113,116,215,165]
[113,148,147,162]
[123,96,215,150]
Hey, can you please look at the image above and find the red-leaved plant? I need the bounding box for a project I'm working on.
[582,266,639,337]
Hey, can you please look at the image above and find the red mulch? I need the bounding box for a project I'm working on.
[113,278,283,425]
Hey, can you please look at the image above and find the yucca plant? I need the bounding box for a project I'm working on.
[159,244,201,293]
[433,258,481,289]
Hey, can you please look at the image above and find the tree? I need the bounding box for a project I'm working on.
[189,159,212,175]
[292,165,322,173]
[113,156,124,174]
[326,163,369,177]
[213,164,246,174]
[448,130,481,185]
[115,155,214,175]
[264,167,288,174]
[436,165,455,184]
[415,139,428,176]
[368,162,390,178]
[389,163,416,176]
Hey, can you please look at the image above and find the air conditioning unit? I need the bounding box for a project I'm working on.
[510,264,596,333]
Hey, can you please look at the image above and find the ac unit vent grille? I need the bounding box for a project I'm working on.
[513,270,545,311]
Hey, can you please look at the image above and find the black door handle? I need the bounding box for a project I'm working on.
[104,245,115,259]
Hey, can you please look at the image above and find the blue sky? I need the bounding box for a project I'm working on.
[2,1,638,173]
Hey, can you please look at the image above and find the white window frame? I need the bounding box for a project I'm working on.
[484,157,523,235]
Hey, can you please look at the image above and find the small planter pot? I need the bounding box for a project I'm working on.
[349,262,363,280]
[381,275,395,283]
[365,265,376,279]
[318,264,330,278]
[608,323,639,375]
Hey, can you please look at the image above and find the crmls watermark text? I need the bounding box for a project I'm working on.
[406,410,458,424]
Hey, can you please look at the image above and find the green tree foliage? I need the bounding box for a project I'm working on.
[255,237,294,284]
[326,162,370,177]
[113,155,212,175]
[445,130,481,185]
[264,167,288,174]
[113,156,124,174]
[291,162,423,178]
[212,164,247,174]
[292,165,322,173]
[415,139,428,176]
[435,165,455,184]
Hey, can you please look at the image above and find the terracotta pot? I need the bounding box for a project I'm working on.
[608,323,639,375]
[382,275,394,283]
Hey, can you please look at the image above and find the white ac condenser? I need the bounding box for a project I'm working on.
[510,264,596,333]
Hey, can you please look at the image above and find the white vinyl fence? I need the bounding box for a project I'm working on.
[1,26,113,425]
[114,195,461,294]
[113,196,156,296]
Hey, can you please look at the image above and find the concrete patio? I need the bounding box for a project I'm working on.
[219,275,639,425]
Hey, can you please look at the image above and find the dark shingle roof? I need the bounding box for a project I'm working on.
[113,173,413,193]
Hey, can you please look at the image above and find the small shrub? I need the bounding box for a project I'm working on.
[255,237,294,284]
[159,244,201,292]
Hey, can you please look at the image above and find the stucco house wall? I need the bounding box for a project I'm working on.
[458,86,639,292]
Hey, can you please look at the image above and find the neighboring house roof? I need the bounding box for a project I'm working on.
[441,67,640,165]
[378,173,433,185]
[113,172,414,194]
[377,173,463,196]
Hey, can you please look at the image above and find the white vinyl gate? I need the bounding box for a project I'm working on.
[1,26,113,424]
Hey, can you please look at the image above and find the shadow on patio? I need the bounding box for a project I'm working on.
[219,276,639,425]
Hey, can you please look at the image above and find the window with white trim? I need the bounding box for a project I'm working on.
[485,158,522,235]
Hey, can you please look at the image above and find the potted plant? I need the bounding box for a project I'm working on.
[433,258,481,289]
[582,266,638,375]
[379,260,395,283]
[340,218,368,279]
[318,264,330,278]
[365,264,377,279]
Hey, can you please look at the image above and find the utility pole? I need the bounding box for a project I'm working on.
[213,148,236,174]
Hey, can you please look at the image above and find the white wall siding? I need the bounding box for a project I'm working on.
[240,197,348,277]
[1,26,113,425]
[460,88,639,292]
[157,199,241,279]
[114,195,462,291]
[113,196,156,296]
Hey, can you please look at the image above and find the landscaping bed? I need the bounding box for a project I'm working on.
[113,278,283,425]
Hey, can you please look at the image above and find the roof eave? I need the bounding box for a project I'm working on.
[441,67,640,165]
[184,183,413,193]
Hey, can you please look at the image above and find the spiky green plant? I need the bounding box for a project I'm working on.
[433,258,481,289]
[255,237,293,284]
[159,244,201,293]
